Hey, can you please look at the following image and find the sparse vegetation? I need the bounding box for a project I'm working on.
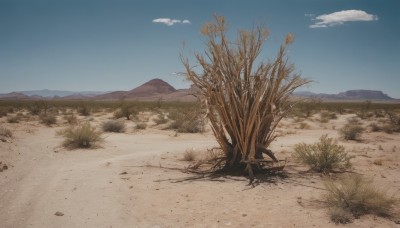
[40,114,57,126]
[319,111,337,123]
[59,122,103,149]
[114,104,138,120]
[329,207,353,224]
[0,127,13,138]
[102,120,126,133]
[64,114,78,125]
[7,115,20,123]
[182,148,197,161]
[168,108,205,133]
[324,175,397,221]
[293,135,352,173]
[369,122,382,132]
[135,122,147,130]
[340,124,364,141]
[78,105,91,116]
[384,111,400,133]
[299,122,311,129]
[0,108,8,117]
[153,113,168,125]
[29,100,51,115]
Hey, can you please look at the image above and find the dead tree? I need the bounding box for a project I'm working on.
[182,15,310,180]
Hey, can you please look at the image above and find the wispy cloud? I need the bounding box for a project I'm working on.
[152,18,191,26]
[309,10,378,28]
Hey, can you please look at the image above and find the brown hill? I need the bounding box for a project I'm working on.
[0,92,32,100]
[94,79,177,100]
[125,79,176,98]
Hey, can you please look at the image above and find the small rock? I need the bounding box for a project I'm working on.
[119,171,128,175]
[3,165,7,170]
[54,211,64,216]
[242,214,247,217]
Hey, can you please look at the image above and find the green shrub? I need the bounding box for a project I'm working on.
[293,135,352,173]
[340,124,364,140]
[40,114,57,126]
[114,105,138,120]
[102,120,126,133]
[324,175,397,220]
[59,122,102,149]
[168,109,205,133]
[319,111,337,123]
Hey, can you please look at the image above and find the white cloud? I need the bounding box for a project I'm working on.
[309,10,378,28]
[152,18,191,26]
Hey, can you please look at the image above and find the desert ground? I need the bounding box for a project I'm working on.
[1,104,400,228]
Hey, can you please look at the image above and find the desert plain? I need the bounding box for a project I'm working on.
[1,102,400,228]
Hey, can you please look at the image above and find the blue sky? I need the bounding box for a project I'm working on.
[1,0,399,97]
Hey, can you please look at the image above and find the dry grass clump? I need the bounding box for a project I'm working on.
[0,108,8,117]
[293,135,352,173]
[182,148,197,161]
[64,114,78,125]
[319,111,337,123]
[347,117,362,125]
[58,122,103,149]
[329,207,353,224]
[153,113,168,125]
[298,122,311,129]
[78,106,91,116]
[340,124,364,141]
[102,120,126,133]
[324,175,398,223]
[0,127,13,138]
[369,122,382,132]
[7,115,20,123]
[135,122,147,130]
[40,114,57,126]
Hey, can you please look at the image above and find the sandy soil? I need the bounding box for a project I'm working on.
[1,112,400,228]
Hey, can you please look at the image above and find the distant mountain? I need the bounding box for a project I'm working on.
[1,80,395,102]
[20,89,106,98]
[0,92,33,100]
[294,90,394,100]
[95,78,177,100]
